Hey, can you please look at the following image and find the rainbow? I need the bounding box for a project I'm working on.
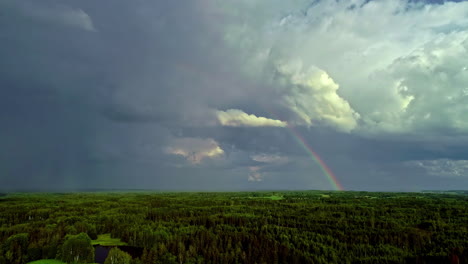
[286,123,344,191]
[174,61,343,190]
[264,108,344,190]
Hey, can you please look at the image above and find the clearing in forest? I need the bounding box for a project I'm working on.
[91,233,127,246]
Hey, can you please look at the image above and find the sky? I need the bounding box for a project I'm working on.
[1,0,468,191]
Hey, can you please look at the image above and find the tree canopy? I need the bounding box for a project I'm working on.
[60,233,94,263]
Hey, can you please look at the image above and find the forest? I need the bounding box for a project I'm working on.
[0,191,467,264]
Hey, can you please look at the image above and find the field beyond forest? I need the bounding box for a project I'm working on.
[1,191,467,264]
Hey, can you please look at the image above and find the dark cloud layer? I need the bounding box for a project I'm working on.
[1,0,468,191]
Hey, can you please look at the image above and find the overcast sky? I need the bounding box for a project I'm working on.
[1,0,468,191]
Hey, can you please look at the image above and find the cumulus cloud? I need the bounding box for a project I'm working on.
[274,60,360,132]
[248,166,263,182]
[217,0,468,135]
[165,137,224,164]
[407,159,468,178]
[216,109,286,127]
[362,31,468,134]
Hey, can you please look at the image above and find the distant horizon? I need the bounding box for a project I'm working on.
[2,188,467,194]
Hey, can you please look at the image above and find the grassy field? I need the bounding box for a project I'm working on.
[248,194,284,200]
[28,259,98,264]
[91,233,127,246]
[28,260,66,264]
[265,195,284,200]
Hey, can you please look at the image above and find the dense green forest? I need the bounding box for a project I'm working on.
[0,191,467,264]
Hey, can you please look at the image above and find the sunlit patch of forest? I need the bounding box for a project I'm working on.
[1,191,467,264]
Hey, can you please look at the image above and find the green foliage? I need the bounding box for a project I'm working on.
[91,234,127,246]
[249,194,284,200]
[60,233,94,263]
[27,260,66,264]
[104,247,132,264]
[1,191,468,263]
[3,233,29,264]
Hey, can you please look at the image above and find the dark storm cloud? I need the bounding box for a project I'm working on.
[1,0,468,191]
[0,0,251,190]
[0,1,97,189]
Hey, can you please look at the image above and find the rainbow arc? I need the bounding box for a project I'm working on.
[286,123,344,191]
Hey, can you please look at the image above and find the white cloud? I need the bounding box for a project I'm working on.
[248,166,263,182]
[362,31,468,134]
[166,137,224,164]
[407,159,468,177]
[57,8,96,32]
[247,153,288,182]
[274,60,360,132]
[216,109,286,127]
[251,153,288,164]
[19,3,96,31]
[215,0,468,135]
